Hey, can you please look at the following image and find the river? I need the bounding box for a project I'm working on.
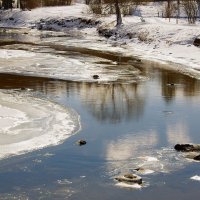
[0,28,200,200]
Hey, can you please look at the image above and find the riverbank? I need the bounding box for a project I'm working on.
[0,2,200,78]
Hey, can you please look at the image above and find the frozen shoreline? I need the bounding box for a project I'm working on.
[0,3,200,78]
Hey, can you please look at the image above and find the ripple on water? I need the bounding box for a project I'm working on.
[0,89,81,160]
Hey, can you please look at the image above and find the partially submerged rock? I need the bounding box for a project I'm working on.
[174,144,200,152]
[92,75,99,79]
[134,167,154,175]
[115,174,142,185]
[193,155,200,161]
[193,37,200,47]
[77,140,87,146]
[175,144,200,161]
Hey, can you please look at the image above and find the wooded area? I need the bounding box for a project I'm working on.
[1,0,72,9]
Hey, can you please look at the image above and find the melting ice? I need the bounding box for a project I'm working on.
[0,90,80,160]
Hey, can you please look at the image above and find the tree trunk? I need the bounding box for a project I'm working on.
[20,0,25,10]
[177,0,180,18]
[115,0,122,27]
[17,0,20,8]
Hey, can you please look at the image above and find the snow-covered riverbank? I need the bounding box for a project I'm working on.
[0,2,199,78]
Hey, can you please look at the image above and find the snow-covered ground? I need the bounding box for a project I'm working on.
[0,2,199,78]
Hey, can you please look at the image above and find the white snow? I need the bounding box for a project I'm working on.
[115,182,142,189]
[0,49,35,58]
[190,175,200,181]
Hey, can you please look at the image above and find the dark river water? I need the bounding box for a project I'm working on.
[0,29,200,200]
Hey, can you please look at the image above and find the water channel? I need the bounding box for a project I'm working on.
[0,28,200,199]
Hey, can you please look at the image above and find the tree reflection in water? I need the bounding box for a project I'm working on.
[161,69,200,103]
[78,83,146,123]
[0,74,146,123]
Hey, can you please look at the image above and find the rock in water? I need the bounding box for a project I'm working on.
[77,140,87,146]
[92,75,99,79]
[134,167,154,175]
[174,144,200,152]
[193,155,200,161]
[115,174,142,184]
[193,38,200,47]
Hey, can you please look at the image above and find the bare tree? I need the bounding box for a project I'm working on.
[163,0,177,21]
[182,0,198,24]
[89,0,144,27]
[177,0,180,18]
[114,0,122,26]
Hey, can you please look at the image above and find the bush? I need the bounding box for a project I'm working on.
[89,3,103,14]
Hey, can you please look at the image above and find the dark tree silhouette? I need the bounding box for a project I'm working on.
[114,0,122,26]
[2,0,13,9]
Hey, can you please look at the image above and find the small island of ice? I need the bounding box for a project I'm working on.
[0,90,80,160]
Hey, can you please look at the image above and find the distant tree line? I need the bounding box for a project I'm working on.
[1,0,73,10]
[163,0,200,24]
[87,0,200,26]
[1,0,200,25]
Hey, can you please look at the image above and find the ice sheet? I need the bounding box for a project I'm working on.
[0,90,80,159]
[0,48,146,83]
[190,175,200,181]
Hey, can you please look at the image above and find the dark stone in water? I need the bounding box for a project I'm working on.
[193,155,200,161]
[193,38,200,47]
[77,140,87,146]
[134,167,144,172]
[20,87,26,91]
[93,75,99,79]
[115,174,142,184]
[175,144,200,152]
